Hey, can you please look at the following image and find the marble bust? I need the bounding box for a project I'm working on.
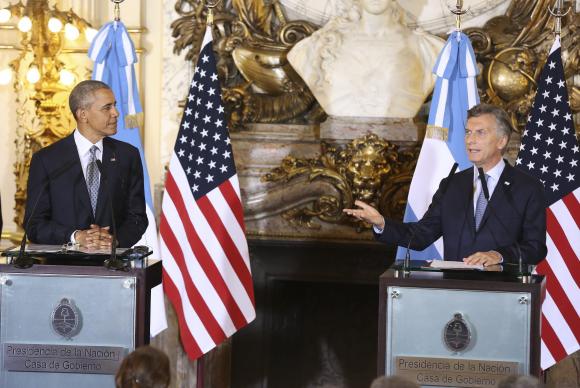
[287,0,445,118]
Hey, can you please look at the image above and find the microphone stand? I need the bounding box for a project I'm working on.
[403,227,416,276]
[95,160,126,271]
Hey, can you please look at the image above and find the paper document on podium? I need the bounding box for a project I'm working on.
[429,260,484,270]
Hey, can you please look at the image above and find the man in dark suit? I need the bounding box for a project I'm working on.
[25,80,148,249]
[344,103,547,266]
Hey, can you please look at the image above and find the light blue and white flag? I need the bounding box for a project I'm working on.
[88,20,167,336]
[396,31,479,260]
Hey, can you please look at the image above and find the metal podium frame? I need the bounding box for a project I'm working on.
[378,263,545,385]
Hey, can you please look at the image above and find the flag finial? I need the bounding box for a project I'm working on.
[111,0,125,21]
[206,0,222,26]
[448,0,468,32]
[548,0,571,37]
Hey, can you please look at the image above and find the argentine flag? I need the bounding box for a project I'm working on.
[89,20,167,336]
[396,31,479,260]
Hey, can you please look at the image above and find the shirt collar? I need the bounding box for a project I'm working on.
[74,129,103,157]
[472,158,505,183]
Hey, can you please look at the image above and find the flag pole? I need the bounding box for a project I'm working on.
[195,4,217,385]
[547,0,571,37]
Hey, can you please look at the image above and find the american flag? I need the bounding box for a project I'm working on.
[160,27,256,360]
[515,37,579,370]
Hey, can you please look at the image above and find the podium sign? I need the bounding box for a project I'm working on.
[0,258,161,388]
[378,263,544,388]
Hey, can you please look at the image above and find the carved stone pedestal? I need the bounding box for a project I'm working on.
[232,122,419,241]
[320,115,421,143]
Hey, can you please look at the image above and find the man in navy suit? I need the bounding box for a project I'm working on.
[344,103,547,266]
[24,80,148,249]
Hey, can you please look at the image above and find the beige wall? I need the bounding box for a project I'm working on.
[0,0,186,236]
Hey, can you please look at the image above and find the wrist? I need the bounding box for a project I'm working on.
[376,216,385,230]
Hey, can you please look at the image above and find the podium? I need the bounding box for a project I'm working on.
[378,261,544,388]
[0,250,161,388]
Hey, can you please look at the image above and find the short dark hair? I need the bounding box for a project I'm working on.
[467,103,514,144]
[115,346,170,388]
[69,80,111,120]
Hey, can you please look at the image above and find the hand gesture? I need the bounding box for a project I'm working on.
[343,200,385,229]
[75,224,114,250]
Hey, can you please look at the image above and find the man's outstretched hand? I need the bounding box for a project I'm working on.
[343,200,385,229]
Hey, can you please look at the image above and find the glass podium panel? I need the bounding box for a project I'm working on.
[0,272,136,388]
[385,286,532,388]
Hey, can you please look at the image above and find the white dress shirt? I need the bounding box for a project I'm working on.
[74,129,103,180]
[70,130,103,243]
[472,158,505,215]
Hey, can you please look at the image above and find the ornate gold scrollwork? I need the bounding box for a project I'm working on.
[465,0,578,133]
[262,134,418,230]
[172,0,321,128]
[171,0,209,61]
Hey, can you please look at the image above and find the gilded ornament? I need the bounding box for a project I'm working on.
[262,134,417,230]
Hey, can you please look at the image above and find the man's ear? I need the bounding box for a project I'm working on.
[76,108,87,123]
[499,135,508,151]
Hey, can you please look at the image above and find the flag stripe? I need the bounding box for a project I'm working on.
[220,180,246,233]
[208,182,250,268]
[169,156,256,323]
[546,208,580,287]
[541,315,567,362]
[162,191,239,336]
[542,293,579,353]
[165,172,247,331]
[197,195,255,304]
[550,194,580,261]
[540,340,557,370]
[162,271,203,359]
[160,210,228,344]
[433,78,448,128]
[536,235,580,314]
[160,228,216,352]
[543,287,580,347]
[562,191,579,229]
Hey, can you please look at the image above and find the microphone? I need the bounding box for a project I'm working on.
[477,167,490,201]
[14,160,77,268]
[476,167,524,271]
[404,162,458,272]
[95,159,124,271]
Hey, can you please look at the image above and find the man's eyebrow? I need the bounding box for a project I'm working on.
[100,101,116,108]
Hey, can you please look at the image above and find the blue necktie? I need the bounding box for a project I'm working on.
[86,145,100,216]
[474,174,489,231]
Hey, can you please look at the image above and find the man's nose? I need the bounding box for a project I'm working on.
[111,106,120,117]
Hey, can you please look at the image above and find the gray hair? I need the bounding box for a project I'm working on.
[467,103,514,143]
[68,80,111,120]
